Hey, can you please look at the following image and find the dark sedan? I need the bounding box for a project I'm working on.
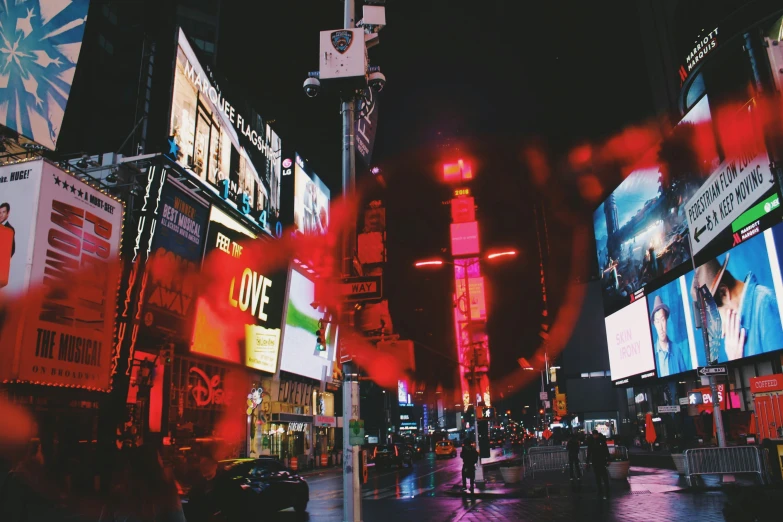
[372,444,412,469]
[183,457,308,521]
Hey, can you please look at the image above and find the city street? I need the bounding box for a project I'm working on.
[307,451,465,502]
[3,3,783,522]
[262,457,775,522]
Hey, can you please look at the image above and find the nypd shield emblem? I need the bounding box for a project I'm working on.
[331,30,353,54]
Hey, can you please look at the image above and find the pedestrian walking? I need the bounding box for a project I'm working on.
[566,433,582,481]
[185,456,224,522]
[460,441,479,494]
[588,430,611,499]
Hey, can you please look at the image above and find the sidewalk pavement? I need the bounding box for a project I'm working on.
[441,464,776,500]
[628,446,677,470]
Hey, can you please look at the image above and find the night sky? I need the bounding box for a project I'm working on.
[217,0,656,409]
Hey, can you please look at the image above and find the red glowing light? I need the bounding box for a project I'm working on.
[414,260,444,267]
[486,250,517,260]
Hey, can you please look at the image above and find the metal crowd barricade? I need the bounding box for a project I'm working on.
[683,446,769,486]
[608,445,628,460]
[524,447,569,478]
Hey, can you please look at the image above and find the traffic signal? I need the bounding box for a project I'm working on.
[539,408,545,415]
[315,320,326,352]
[160,343,173,364]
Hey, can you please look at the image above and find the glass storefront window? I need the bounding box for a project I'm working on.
[261,422,311,460]
[585,419,617,438]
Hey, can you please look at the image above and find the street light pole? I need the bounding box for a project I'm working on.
[339,2,362,522]
[414,251,516,488]
[461,258,485,487]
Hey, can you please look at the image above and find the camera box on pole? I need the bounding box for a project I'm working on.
[319,28,367,81]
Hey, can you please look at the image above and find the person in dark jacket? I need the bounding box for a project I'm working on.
[566,433,582,480]
[589,430,611,499]
[186,456,222,522]
[460,441,479,493]
[101,446,186,522]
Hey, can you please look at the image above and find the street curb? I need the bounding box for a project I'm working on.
[297,467,342,478]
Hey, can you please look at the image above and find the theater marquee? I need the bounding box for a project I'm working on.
[0,160,123,391]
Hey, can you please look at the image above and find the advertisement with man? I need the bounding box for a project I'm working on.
[9,162,123,390]
[685,224,783,362]
[138,182,209,344]
[190,208,286,372]
[0,161,43,295]
[604,296,656,382]
[646,277,701,378]
[168,29,282,237]
[293,154,330,236]
[0,0,90,149]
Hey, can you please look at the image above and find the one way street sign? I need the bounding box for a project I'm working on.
[698,365,728,377]
[340,276,382,302]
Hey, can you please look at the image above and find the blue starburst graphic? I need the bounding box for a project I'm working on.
[0,0,89,149]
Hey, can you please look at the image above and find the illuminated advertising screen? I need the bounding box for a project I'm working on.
[604,296,656,383]
[594,96,718,315]
[0,161,123,390]
[279,267,335,380]
[646,276,703,378]
[0,0,90,149]
[456,277,487,320]
[443,160,473,182]
[683,224,783,364]
[190,207,286,371]
[451,197,475,223]
[168,29,282,237]
[399,404,416,429]
[451,221,480,256]
[397,379,408,405]
[293,154,330,236]
[138,182,209,344]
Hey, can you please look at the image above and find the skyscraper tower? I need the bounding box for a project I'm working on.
[605,193,619,236]
[445,162,492,413]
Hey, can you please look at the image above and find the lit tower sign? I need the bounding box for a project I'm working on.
[446,166,491,411]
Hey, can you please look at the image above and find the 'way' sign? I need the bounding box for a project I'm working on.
[340,276,382,301]
[685,150,774,255]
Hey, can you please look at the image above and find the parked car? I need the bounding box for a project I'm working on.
[435,440,457,459]
[182,457,308,521]
[373,444,412,468]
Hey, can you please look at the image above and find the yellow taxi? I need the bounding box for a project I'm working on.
[435,440,457,459]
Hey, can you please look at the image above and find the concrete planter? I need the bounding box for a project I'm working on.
[672,454,687,475]
[607,461,630,481]
[500,465,523,484]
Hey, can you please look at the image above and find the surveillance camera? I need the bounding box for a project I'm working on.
[303,77,321,98]
[368,71,386,92]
